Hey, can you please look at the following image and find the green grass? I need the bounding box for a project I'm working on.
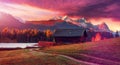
[43,37,120,57]
[0,49,79,65]
[0,37,120,65]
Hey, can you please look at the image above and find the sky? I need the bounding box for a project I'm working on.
[0,0,119,31]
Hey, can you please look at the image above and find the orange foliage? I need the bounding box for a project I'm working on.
[92,37,95,42]
[45,29,52,38]
[92,33,101,41]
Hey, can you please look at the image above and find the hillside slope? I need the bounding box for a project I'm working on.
[44,37,120,65]
[0,50,79,65]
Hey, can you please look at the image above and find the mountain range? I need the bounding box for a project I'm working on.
[0,12,24,29]
[51,16,111,32]
[0,12,111,32]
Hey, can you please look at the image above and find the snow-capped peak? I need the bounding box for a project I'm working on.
[76,17,87,23]
[62,15,68,20]
[99,22,109,30]
[51,16,62,20]
[81,17,86,21]
[96,22,110,32]
[14,17,26,23]
[50,16,111,32]
[61,15,73,22]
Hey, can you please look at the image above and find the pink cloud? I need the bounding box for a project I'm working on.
[0,2,59,21]
[1,0,119,21]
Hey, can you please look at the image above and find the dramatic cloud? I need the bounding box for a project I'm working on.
[64,0,120,21]
[0,0,120,31]
[0,1,59,21]
[1,0,119,21]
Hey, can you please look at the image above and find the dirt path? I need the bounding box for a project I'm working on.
[59,55,99,65]
[29,49,120,65]
[80,54,120,65]
[29,49,99,65]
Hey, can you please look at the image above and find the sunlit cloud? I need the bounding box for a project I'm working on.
[0,0,119,31]
[90,18,120,32]
[0,2,59,21]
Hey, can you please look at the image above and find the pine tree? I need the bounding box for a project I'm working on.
[115,31,119,37]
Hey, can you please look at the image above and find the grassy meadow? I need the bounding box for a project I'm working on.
[0,37,120,65]
[0,49,79,65]
[43,37,120,65]
[44,37,120,54]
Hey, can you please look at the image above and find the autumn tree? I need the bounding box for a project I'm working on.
[92,33,101,41]
[44,29,52,38]
[44,29,53,41]
[1,27,9,38]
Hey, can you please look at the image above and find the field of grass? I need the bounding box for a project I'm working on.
[0,49,79,65]
[0,37,120,65]
[43,37,120,65]
[44,37,120,54]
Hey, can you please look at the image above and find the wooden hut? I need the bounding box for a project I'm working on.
[53,28,87,43]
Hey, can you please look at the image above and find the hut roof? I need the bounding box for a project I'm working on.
[54,28,86,37]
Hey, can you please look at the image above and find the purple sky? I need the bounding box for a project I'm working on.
[1,0,120,21]
[0,0,120,31]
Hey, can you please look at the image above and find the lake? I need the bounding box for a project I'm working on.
[0,43,37,48]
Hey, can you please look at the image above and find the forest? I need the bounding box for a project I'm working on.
[0,28,53,43]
